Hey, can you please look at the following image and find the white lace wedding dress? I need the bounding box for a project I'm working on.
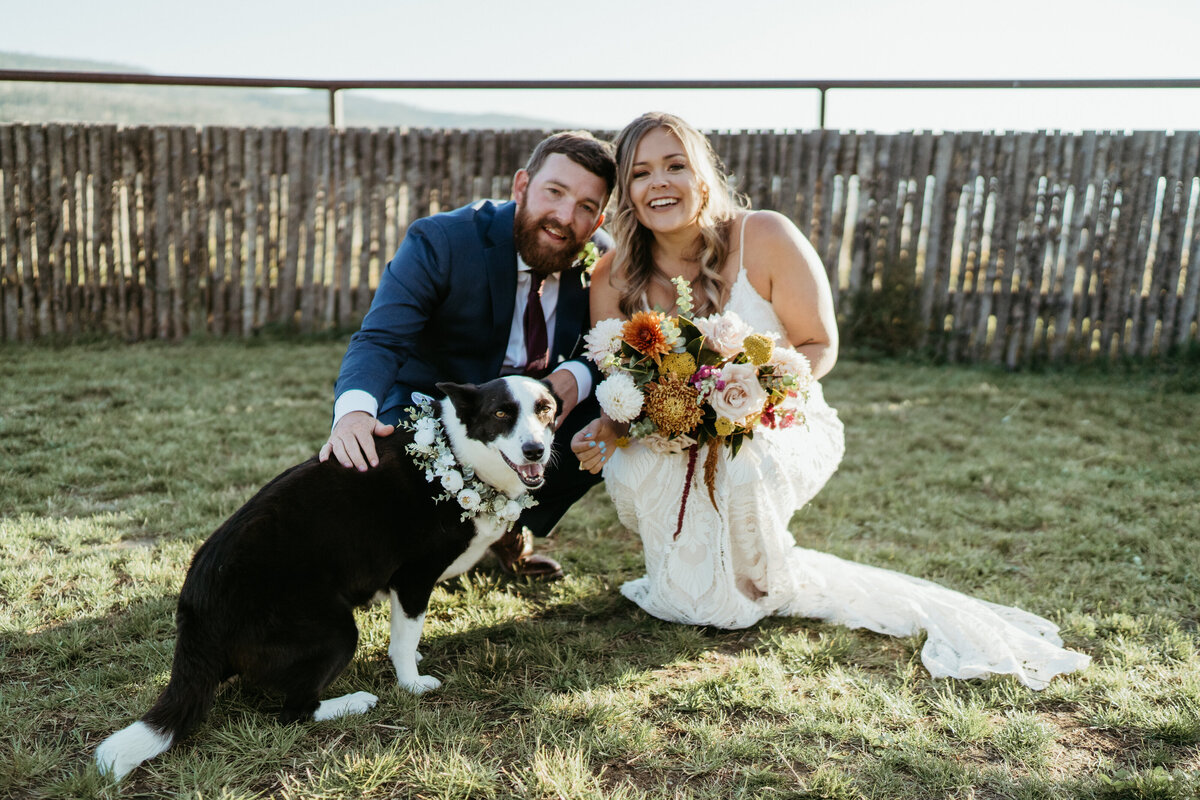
[603,246,1090,690]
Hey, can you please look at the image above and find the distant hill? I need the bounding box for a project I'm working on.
[0,51,572,129]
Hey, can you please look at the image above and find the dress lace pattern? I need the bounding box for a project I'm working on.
[604,232,1090,689]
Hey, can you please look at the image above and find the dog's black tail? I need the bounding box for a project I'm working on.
[95,607,222,781]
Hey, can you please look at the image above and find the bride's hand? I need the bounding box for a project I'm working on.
[571,417,620,474]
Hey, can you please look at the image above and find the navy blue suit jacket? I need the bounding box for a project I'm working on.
[335,199,609,416]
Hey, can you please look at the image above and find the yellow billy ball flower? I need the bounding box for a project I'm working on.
[644,375,705,436]
[742,334,774,366]
[714,417,735,437]
[660,352,698,378]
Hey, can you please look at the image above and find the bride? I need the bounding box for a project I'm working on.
[570,112,1089,689]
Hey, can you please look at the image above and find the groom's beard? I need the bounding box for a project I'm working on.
[513,204,584,276]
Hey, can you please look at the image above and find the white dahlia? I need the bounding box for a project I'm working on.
[595,372,644,423]
[583,318,626,371]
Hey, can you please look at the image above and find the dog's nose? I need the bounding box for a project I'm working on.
[522,442,545,462]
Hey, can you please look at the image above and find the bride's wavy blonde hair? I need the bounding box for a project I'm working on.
[610,112,749,317]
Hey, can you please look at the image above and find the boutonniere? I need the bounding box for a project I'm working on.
[574,241,600,287]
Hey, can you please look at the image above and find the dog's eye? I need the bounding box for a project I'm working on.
[494,410,508,419]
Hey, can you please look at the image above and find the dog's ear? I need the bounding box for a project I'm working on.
[436,382,479,417]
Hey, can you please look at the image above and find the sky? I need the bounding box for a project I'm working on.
[2,0,1199,132]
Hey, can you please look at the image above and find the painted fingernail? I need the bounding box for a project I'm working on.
[588,441,596,448]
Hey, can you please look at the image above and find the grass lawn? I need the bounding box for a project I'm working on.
[1,339,1198,799]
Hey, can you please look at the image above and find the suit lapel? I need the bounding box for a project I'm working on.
[554,265,587,360]
[483,202,519,375]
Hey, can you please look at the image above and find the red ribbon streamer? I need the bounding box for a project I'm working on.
[673,444,700,540]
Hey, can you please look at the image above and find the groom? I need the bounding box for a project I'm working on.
[320,130,616,580]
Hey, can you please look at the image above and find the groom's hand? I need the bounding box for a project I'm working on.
[544,369,579,426]
[320,411,395,471]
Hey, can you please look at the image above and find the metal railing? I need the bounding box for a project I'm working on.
[4,69,1200,127]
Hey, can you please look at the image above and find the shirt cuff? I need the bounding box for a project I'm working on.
[554,360,593,405]
[332,389,379,431]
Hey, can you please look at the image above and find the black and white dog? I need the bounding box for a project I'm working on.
[95,376,558,781]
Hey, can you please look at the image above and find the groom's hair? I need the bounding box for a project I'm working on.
[524,131,617,200]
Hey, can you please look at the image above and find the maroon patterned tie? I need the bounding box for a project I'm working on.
[523,273,550,376]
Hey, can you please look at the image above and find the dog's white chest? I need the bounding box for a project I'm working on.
[439,517,509,581]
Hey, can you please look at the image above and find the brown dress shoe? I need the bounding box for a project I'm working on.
[490,526,564,580]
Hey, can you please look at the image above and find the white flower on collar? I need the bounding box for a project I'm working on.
[398,397,538,524]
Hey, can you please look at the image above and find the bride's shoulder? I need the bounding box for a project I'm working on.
[741,210,818,273]
[591,248,617,280]
[588,249,627,290]
[590,253,619,284]
[741,209,802,243]
[587,250,626,316]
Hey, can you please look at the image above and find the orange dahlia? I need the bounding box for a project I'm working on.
[623,311,672,360]
[644,374,704,436]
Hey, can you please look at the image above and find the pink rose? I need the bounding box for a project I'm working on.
[709,362,767,425]
[694,311,753,357]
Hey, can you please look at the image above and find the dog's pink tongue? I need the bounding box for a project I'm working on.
[518,464,545,483]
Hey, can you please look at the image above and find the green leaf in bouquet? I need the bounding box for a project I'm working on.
[695,344,723,367]
[627,365,656,386]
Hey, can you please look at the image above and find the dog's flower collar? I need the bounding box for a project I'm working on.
[399,396,537,525]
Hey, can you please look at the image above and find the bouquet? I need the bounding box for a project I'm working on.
[585,277,813,535]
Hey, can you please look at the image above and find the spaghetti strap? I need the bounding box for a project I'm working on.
[738,213,748,274]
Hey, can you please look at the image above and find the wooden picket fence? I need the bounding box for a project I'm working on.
[2,123,1198,365]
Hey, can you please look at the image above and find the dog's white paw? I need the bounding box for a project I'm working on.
[398,674,442,694]
[95,721,174,782]
[313,691,379,721]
